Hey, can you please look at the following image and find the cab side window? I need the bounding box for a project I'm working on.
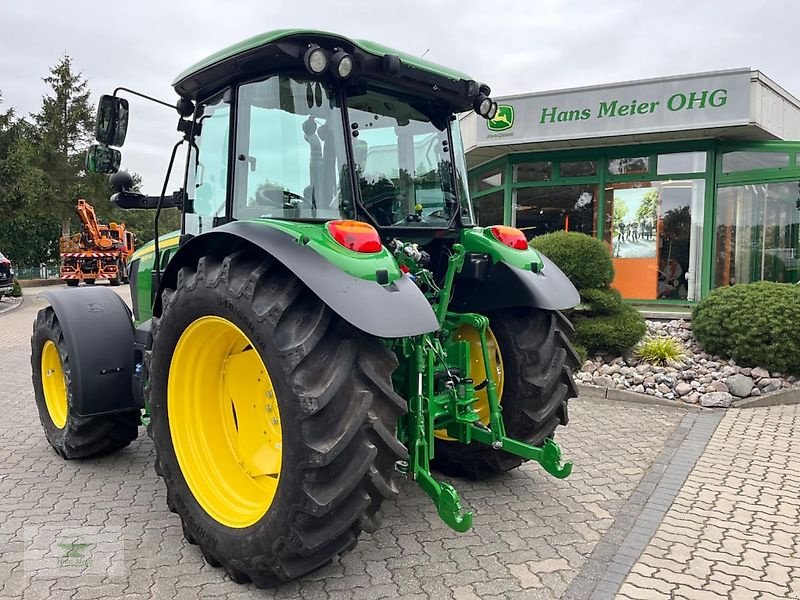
[186,92,231,235]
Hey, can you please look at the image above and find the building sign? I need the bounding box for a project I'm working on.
[487,105,514,131]
[478,69,751,144]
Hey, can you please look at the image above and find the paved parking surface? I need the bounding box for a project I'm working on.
[1,285,797,599]
[617,405,800,600]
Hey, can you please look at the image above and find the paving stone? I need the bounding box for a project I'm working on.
[618,404,800,600]
[11,286,780,600]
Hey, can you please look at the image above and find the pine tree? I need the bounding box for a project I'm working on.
[34,54,106,236]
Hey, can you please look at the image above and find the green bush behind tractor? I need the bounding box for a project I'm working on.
[31,30,580,586]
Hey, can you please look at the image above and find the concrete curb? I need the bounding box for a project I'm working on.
[0,296,23,315]
[579,382,800,410]
[18,279,62,288]
[732,387,800,408]
[577,383,705,410]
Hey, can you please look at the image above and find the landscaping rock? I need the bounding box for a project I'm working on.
[700,391,733,408]
[725,374,755,398]
[751,367,770,379]
[675,382,693,396]
[593,375,615,388]
[708,381,729,393]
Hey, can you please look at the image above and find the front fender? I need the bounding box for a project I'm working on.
[451,253,580,313]
[154,221,439,338]
[40,287,138,416]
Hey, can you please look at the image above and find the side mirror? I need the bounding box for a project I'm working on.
[95,95,129,146]
[85,143,121,174]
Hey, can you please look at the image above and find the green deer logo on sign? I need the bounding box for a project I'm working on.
[487,105,514,131]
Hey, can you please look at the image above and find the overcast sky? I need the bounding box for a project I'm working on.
[1,0,798,194]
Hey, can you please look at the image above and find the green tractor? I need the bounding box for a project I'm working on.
[31,30,580,586]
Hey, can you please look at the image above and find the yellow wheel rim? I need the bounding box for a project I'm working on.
[168,316,282,528]
[435,325,504,440]
[41,340,68,429]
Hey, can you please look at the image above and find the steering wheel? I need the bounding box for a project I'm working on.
[255,186,303,208]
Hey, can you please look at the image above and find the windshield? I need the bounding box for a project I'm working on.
[233,75,353,220]
[346,88,471,227]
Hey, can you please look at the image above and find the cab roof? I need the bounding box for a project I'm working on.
[172,29,481,110]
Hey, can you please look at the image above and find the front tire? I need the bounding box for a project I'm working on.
[30,307,139,458]
[149,250,406,586]
[433,307,579,479]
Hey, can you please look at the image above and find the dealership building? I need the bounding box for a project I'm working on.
[461,68,800,304]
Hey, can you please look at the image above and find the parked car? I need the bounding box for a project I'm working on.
[0,252,14,298]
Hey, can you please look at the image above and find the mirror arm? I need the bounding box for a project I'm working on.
[110,191,183,209]
[113,87,176,111]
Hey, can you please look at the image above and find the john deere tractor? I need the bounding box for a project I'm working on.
[31,30,580,586]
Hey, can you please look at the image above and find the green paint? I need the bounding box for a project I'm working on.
[131,230,181,325]
[252,219,402,283]
[487,105,514,131]
[174,29,473,89]
[459,227,544,272]
[392,241,572,533]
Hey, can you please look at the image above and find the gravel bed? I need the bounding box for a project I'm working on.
[575,319,800,408]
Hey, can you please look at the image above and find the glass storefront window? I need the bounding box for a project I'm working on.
[714,182,800,286]
[608,156,649,175]
[721,152,790,173]
[514,161,552,182]
[513,185,596,239]
[657,151,707,175]
[560,160,597,177]
[604,179,705,300]
[474,190,504,227]
[477,168,504,192]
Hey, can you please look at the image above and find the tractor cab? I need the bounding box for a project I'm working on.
[88,30,498,244]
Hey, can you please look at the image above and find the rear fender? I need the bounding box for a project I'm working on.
[153,221,440,338]
[451,253,580,313]
[40,287,138,416]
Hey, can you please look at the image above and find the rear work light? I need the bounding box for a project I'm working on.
[326,220,383,253]
[490,225,528,250]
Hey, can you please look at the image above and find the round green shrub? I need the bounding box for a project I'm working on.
[579,287,622,316]
[692,282,800,375]
[530,231,614,290]
[11,278,22,298]
[574,303,647,356]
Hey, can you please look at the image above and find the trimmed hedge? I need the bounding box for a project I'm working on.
[575,303,647,356]
[11,278,22,298]
[579,287,622,316]
[530,231,614,290]
[693,282,800,375]
[531,231,645,356]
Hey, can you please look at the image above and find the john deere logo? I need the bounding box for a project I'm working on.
[487,105,514,131]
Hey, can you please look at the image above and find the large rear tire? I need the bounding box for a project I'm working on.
[30,307,139,458]
[148,250,406,586]
[432,307,579,479]
[65,279,79,287]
